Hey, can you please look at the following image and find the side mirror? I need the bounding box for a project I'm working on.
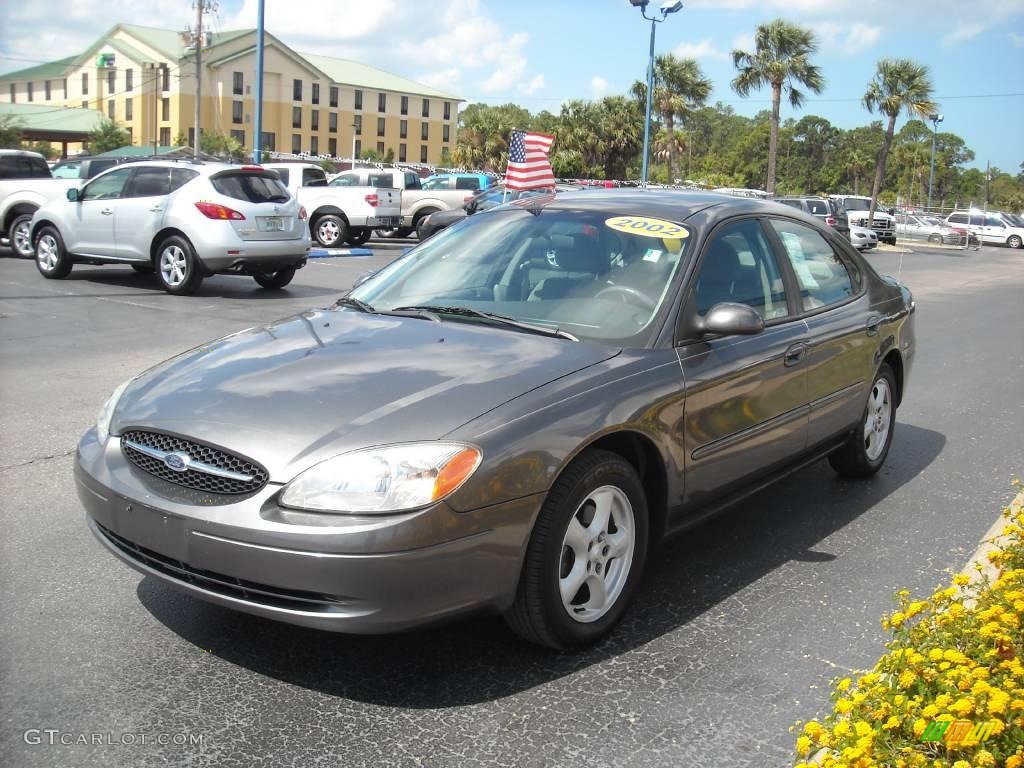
[352,270,375,289]
[887,207,896,216]
[697,303,765,336]
[465,201,477,214]
[66,187,79,202]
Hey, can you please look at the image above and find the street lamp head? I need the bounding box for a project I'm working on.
[661,0,683,12]
[628,0,649,7]
[930,113,944,124]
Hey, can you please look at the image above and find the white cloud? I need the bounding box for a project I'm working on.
[671,39,728,61]
[419,68,462,91]
[520,74,544,96]
[731,32,756,53]
[943,23,987,45]
[810,21,880,53]
[846,22,881,50]
[591,76,611,98]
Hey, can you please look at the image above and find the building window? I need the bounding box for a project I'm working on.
[45,80,51,100]
[422,98,429,118]
[160,65,169,91]
[292,134,301,154]
[376,141,384,155]
[293,79,302,101]
[63,78,68,98]
[292,106,302,128]
[311,136,319,155]
[126,127,132,143]
[126,69,133,92]
[261,132,276,151]
[126,97,133,120]
[159,127,171,146]
[400,95,408,115]
[233,71,243,95]
[27,82,33,102]
[421,123,429,141]
[399,143,406,162]
[161,98,169,121]
[107,100,115,119]
[8,84,14,103]
[81,100,87,109]
[311,110,319,131]
[232,100,243,124]
[378,92,386,112]
[443,124,450,142]
[329,112,337,133]
[329,86,338,108]
[312,83,319,105]
[399,119,407,139]
[107,70,115,95]
[82,72,88,95]
[354,89,362,110]
[420,145,428,163]
[328,138,336,156]
[444,101,451,120]
[377,116,385,136]
[354,139,361,157]
[354,115,361,135]
[231,129,245,146]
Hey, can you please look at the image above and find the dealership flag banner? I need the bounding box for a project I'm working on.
[505,130,555,191]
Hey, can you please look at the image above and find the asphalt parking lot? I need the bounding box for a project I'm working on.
[1,239,1022,768]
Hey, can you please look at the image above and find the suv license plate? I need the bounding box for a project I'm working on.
[259,217,284,231]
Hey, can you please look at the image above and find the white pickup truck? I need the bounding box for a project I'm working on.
[830,195,897,245]
[0,150,79,257]
[263,162,401,247]
[330,167,477,239]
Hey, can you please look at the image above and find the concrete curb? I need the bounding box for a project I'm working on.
[308,247,373,259]
[960,488,1024,595]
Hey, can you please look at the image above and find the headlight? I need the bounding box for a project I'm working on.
[280,442,481,514]
[96,378,133,442]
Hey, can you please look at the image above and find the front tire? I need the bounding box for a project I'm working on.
[928,233,942,244]
[253,267,296,289]
[156,235,203,295]
[506,449,649,649]
[413,208,439,240]
[829,363,896,478]
[10,213,35,258]
[35,226,73,279]
[1008,235,1023,249]
[313,214,346,247]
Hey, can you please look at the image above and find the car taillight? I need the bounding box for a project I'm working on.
[464,196,474,203]
[298,205,307,221]
[825,215,837,226]
[365,194,379,207]
[195,202,245,220]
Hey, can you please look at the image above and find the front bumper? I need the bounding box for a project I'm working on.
[76,429,542,633]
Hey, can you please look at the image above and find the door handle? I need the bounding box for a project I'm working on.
[784,342,807,367]
[100,208,113,215]
[866,315,882,336]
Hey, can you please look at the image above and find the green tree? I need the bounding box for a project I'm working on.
[0,115,23,148]
[200,131,245,161]
[320,159,337,173]
[731,19,824,195]
[26,141,57,159]
[862,58,936,222]
[384,147,395,164]
[360,147,382,162]
[86,118,131,154]
[632,54,711,182]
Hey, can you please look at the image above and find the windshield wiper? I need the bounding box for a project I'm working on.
[334,296,375,313]
[390,305,578,341]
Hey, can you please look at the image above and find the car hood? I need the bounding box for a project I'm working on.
[112,308,620,481]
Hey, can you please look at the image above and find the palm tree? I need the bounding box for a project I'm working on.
[731,19,824,195]
[863,59,936,223]
[633,55,711,183]
[846,147,870,195]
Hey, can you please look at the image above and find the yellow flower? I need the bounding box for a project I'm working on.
[833,721,851,739]
[838,677,852,692]
[890,612,907,628]
[974,750,995,767]
[898,669,918,689]
[949,697,974,716]
[929,648,945,662]
[912,718,927,738]
[854,721,873,738]
[953,574,971,586]
[951,762,971,768]
[804,721,824,738]
[922,704,939,718]
[1006,756,1023,768]
[796,735,812,756]
[935,693,954,709]
[883,715,901,730]
[988,689,1011,715]
[836,698,854,714]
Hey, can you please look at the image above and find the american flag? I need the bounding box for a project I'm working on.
[505,130,555,190]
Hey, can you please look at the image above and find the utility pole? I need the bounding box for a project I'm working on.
[186,0,216,159]
[253,0,265,163]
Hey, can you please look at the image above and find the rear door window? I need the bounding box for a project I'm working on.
[330,173,361,186]
[123,167,172,197]
[170,168,200,192]
[211,172,289,203]
[302,167,327,187]
[769,219,855,312]
[805,200,828,216]
[422,177,450,190]
[948,213,967,225]
[404,172,421,190]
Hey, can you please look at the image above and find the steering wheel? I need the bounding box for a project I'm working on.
[594,284,656,311]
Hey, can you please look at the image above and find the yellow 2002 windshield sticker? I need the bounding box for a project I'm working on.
[604,216,689,239]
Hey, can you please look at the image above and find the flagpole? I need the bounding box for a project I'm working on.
[503,128,515,204]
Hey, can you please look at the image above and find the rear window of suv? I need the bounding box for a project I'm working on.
[210,172,289,203]
[806,200,828,215]
[0,155,52,179]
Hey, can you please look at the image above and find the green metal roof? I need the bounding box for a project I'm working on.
[0,102,105,135]
[117,24,188,59]
[92,145,183,157]
[0,56,77,81]
[302,53,462,101]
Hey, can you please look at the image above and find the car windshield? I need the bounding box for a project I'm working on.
[841,198,871,211]
[350,208,694,345]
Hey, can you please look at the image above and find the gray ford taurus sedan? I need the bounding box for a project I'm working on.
[76,190,915,649]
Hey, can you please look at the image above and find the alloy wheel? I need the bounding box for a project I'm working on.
[863,378,892,462]
[317,219,340,245]
[12,219,33,257]
[37,234,59,271]
[559,485,635,623]
[160,245,188,287]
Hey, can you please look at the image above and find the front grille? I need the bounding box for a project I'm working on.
[121,430,268,495]
[869,219,891,232]
[95,523,347,613]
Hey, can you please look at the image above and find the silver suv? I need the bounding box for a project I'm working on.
[30,161,311,294]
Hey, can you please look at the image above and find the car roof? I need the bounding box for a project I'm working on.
[0,149,46,159]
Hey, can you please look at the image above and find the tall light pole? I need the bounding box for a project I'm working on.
[252,0,265,163]
[927,112,943,210]
[629,0,683,187]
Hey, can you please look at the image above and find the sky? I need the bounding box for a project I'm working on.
[1,0,1022,172]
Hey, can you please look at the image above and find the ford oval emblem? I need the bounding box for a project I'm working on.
[164,452,190,472]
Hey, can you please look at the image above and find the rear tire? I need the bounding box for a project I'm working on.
[10,213,35,258]
[253,267,296,289]
[156,235,203,295]
[1008,235,1023,249]
[829,363,896,478]
[505,449,649,649]
[35,226,73,279]
[313,214,346,248]
[344,229,371,246]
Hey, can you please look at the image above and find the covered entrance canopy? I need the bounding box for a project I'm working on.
[0,102,105,157]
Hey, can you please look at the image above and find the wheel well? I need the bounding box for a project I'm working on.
[311,206,348,225]
[4,203,38,231]
[413,207,439,225]
[883,349,904,407]
[150,228,193,265]
[582,431,668,545]
[30,218,56,241]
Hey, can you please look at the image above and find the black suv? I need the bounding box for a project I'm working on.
[775,196,850,239]
[50,156,130,180]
